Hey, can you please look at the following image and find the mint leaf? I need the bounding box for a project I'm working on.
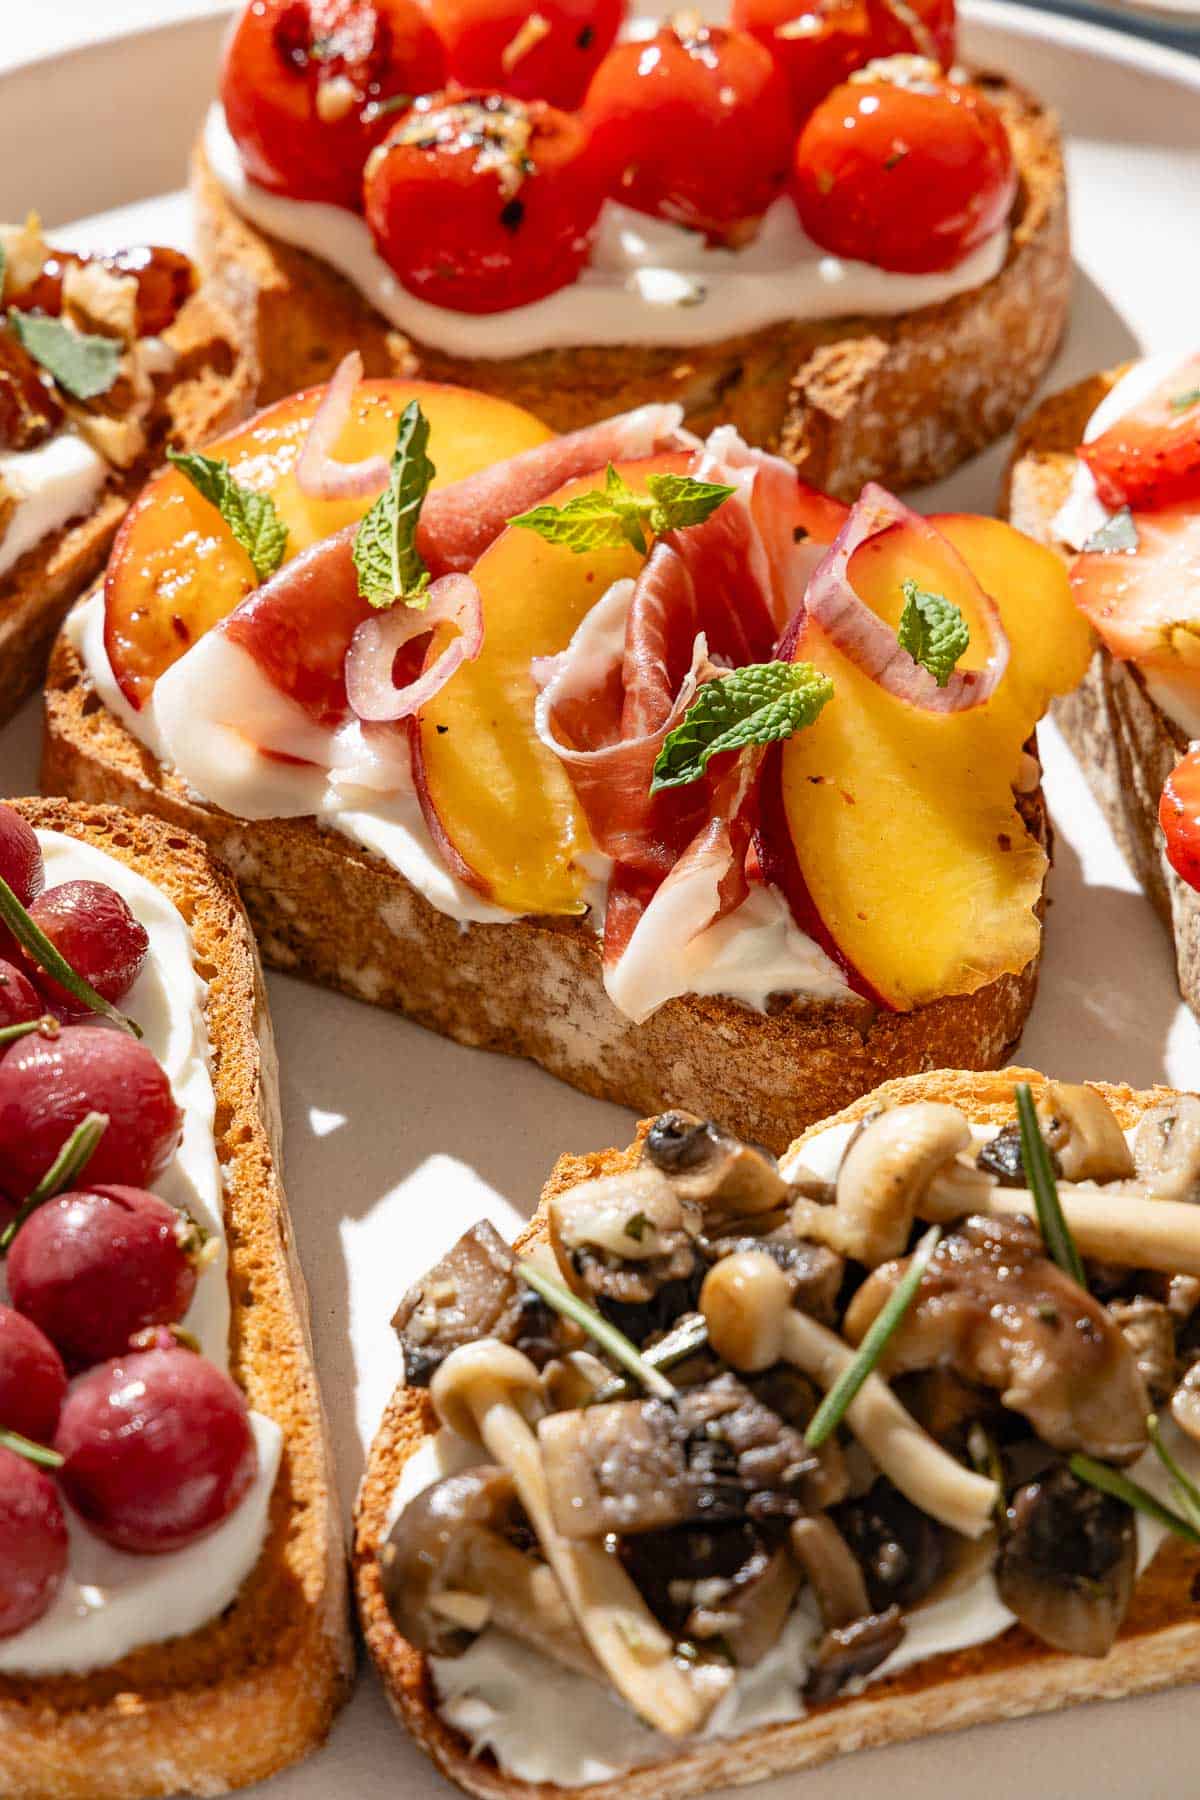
[650,661,834,793]
[8,308,121,401]
[167,449,288,583]
[352,400,435,610]
[897,578,969,687]
[1083,506,1138,554]
[1170,386,1200,413]
[510,464,733,557]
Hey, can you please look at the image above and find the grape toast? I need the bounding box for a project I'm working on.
[0,799,352,1800]
[192,70,1067,501]
[354,1066,1200,1800]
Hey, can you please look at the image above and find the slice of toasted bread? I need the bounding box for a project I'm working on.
[0,800,353,1800]
[354,1066,1200,1800]
[193,70,1068,501]
[1005,373,1200,1015]
[0,288,255,729]
[40,621,1049,1152]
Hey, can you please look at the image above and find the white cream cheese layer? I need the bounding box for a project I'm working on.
[0,430,107,580]
[0,829,280,1677]
[204,102,1008,361]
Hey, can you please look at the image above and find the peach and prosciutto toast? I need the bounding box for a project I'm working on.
[43,358,1089,1148]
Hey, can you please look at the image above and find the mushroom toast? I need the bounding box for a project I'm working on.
[356,1069,1200,1798]
[44,360,1090,1147]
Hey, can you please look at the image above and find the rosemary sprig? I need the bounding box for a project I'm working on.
[1147,1414,1200,1534]
[805,1224,942,1450]
[0,1014,57,1047]
[517,1261,678,1402]
[1069,1451,1200,1545]
[0,1111,108,1254]
[0,1427,64,1470]
[1015,1082,1087,1289]
[0,876,141,1037]
[589,1312,710,1405]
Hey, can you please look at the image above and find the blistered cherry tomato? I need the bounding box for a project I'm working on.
[429,0,625,108]
[584,21,794,243]
[56,1342,258,1554]
[8,1187,201,1371]
[0,1445,68,1636]
[24,881,149,1023]
[731,0,955,121]
[1161,748,1200,893]
[0,1027,182,1199]
[364,90,609,312]
[0,1304,67,1445]
[0,960,43,1034]
[221,0,447,210]
[792,63,1015,273]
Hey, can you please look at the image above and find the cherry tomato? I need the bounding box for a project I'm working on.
[220,0,447,210]
[792,63,1015,273]
[429,0,625,109]
[731,0,955,122]
[584,21,794,244]
[1161,748,1200,893]
[1082,362,1200,512]
[364,90,609,312]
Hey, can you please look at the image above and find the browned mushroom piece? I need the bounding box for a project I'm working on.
[995,1463,1136,1656]
[1035,1083,1134,1183]
[1108,1297,1177,1405]
[0,322,64,451]
[622,1521,801,1668]
[1172,1359,1200,1445]
[1134,1096,1200,1200]
[789,1515,871,1628]
[548,1167,703,1336]
[642,1112,788,1220]
[831,1479,946,1614]
[804,1607,906,1703]
[976,1121,1060,1188]
[537,1373,819,1539]
[392,1219,560,1386]
[701,1226,845,1325]
[746,1365,850,1509]
[843,1215,1151,1464]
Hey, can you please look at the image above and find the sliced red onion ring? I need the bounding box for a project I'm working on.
[345,574,483,722]
[806,483,1009,713]
[295,351,390,501]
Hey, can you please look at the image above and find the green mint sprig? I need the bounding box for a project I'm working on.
[352,400,436,610]
[510,464,734,557]
[168,449,288,584]
[650,660,834,794]
[8,308,122,401]
[897,578,970,688]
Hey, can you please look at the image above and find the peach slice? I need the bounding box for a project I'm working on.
[104,379,552,709]
[414,454,691,917]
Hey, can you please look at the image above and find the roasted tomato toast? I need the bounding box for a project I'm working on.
[194,0,1068,497]
[45,359,1089,1145]
[0,799,350,1800]
[356,1069,1200,1798]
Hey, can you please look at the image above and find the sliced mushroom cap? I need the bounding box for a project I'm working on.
[392,1220,560,1387]
[1108,1297,1177,1405]
[832,1479,945,1614]
[1036,1083,1134,1183]
[642,1112,788,1219]
[844,1215,1151,1464]
[1172,1359,1200,1445]
[995,1463,1136,1657]
[621,1520,800,1669]
[793,1103,973,1266]
[790,1514,871,1629]
[1134,1097,1200,1201]
[701,1225,845,1326]
[548,1167,702,1334]
[804,1607,905,1704]
[976,1122,1060,1189]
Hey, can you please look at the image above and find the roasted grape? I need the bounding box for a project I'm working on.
[0,1444,68,1637]
[0,1304,67,1444]
[24,881,150,1021]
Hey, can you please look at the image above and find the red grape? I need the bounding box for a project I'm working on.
[0,1028,183,1198]
[0,806,44,965]
[0,1303,67,1443]
[56,1342,258,1553]
[0,1444,68,1637]
[24,881,150,1022]
[7,1187,200,1370]
[0,959,43,1033]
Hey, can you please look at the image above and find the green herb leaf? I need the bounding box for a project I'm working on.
[1083,507,1139,554]
[1170,386,1200,413]
[167,450,288,584]
[1147,1413,1200,1533]
[1015,1083,1088,1289]
[0,1427,64,1471]
[0,1111,109,1255]
[7,308,122,401]
[0,876,140,1037]
[352,400,435,610]
[509,463,734,557]
[805,1224,942,1449]
[517,1260,678,1401]
[0,1014,56,1047]
[650,660,834,793]
[897,578,970,687]
[1069,1451,1200,1546]
[589,1312,709,1406]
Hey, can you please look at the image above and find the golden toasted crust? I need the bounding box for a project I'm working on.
[354,1066,1200,1800]
[41,618,1048,1151]
[193,71,1068,500]
[1005,372,1200,1015]
[0,289,255,729]
[0,801,353,1800]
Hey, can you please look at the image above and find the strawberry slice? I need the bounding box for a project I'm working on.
[1081,357,1200,510]
[1070,504,1200,685]
[1161,746,1200,892]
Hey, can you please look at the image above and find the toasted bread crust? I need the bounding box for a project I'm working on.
[354,1067,1200,1800]
[1005,373,1200,1016]
[0,289,255,730]
[0,802,353,1800]
[193,71,1068,501]
[41,621,1047,1152]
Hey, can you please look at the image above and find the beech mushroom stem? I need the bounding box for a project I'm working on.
[983,1187,1200,1278]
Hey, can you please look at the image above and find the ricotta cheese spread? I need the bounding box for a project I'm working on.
[0,830,281,1677]
[0,430,107,580]
[203,100,1008,361]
